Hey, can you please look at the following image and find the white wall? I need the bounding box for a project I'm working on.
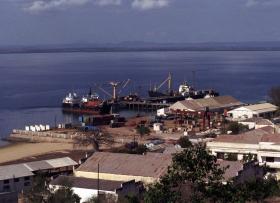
[228,107,254,120]
[50,185,116,203]
[72,187,116,203]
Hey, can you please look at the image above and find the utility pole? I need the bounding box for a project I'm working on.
[97,162,100,201]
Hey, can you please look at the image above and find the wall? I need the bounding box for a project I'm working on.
[74,171,157,184]
[0,176,32,193]
[207,141,280,169]
[234,162,264,184]
[228,108,254,120]
[72,187,115,203]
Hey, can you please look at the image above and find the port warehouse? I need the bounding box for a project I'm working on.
[168,95,243,113]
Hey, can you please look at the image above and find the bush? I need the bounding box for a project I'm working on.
[177,136,192,148]
[113,142,147,155]
[227,122,248,134]
[136,125,150,136]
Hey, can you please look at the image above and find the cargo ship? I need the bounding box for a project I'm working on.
[62,89,111,115]
[148,73,219,99]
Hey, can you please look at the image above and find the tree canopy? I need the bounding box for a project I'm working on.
[144,144,280,203]
[269,86,280,107]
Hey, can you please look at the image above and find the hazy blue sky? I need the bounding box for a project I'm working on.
[1,0,280,45]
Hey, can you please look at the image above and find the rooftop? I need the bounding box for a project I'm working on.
[0,157,77,180]
[217,160,244,181]
[244,103,278,113]
[77,152,172,179]
[170,96,243,112]
[24,157,78,171]
[211,127,280,145]
[0,164,34,180]
[50,175,125,191]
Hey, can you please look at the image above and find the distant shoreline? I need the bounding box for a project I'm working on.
[1,46,280,54]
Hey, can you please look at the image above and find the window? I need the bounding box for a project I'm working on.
[3,179,9,184]
[14,178,19,183]
[3,185,10,192]
[217,152,225,159]
[266,157,275,162]
[24,177,30,181]
[24,182,30,187]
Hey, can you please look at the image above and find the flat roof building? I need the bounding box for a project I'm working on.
[75,152,172,184]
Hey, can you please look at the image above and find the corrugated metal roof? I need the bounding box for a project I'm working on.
[211,127,278,144]
[26,161,53,171]
[25,157,77,171]
[0,157,77,180]
[77,152,172,179]
[170,96,243,112]
[245,103,278,113]
[0,164,34,180]
[46,157,78,168]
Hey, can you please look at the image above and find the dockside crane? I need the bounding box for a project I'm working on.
[154,72,173,93]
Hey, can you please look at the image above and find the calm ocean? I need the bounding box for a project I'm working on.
[0,50,279,140]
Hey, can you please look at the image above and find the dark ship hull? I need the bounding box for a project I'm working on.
[62,102,112,115]
[148,90,219,100]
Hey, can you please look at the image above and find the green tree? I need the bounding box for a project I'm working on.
[177,136,192,148]
[73,131,114,151]
[25,175,81,203]
[47,187,80,203]
[24,173,51,203]
[226,122,248,134]
[136,125,150,137]
[144,144,227,203]
[269,86,280,107]
[144,145,280,203]
[113,142,147,155]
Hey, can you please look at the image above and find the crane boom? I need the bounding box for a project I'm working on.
[97,86,112,97]
[155,73,172,92]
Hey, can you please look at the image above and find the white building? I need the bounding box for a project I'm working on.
[227,103,278,120]
[157,107,169,117]
[50,176,143,203]
[239,117,275,130]
[206,128,280,177]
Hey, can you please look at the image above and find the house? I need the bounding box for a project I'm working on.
[169,96,243,113]
[239,117,275,129]
[50,175,144,202]
[227,103,278,120]
[0,157,77,203]
[74,152,172,184]
[206,128,280,177]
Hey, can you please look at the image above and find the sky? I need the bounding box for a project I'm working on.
[1,0,280,45]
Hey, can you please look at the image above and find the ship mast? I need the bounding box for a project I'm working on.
[168,72,172,93]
